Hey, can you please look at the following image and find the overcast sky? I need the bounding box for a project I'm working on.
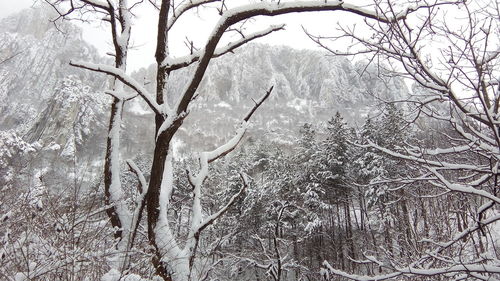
[1,0,364,71]
[0,0,34,18]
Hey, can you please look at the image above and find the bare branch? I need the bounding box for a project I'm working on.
[167,0,220,30]
[69,61,161,114]
[161,25,285,70]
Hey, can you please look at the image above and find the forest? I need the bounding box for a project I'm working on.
[0,0,499,280]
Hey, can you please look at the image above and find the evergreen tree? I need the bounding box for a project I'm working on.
[321,112,350,195]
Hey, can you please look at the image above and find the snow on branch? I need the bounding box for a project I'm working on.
[359,140,500,204]
[479,45,500,65]
[220,1,410,23]
[187,86,273,232]
[322,260,400,280]
[183,171,249,277]
[404,143,477,158]
[155,152,183,262]
[178,86,272,276]
[161,25,285,70]
[81,0,111,10]
[43,0,107,22]
[207,86,273,163]
[125,159,149,254]
[105,90,137,101]
[69,61,161,114]
[205,124,248,164]
[427,167,500,204]
[156,111,188,140]
[126,159,147,195]
[324,209,500,280]
[359,141,488,172]
[322,260,500,281]
[197,173,249,234]
[385,0,464,22]
[427,212,500,257]
[449,117,499,154]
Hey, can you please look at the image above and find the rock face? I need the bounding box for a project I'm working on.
[26,76,109,157]
[0,6,109,190]
[197,45,403,107]
[132,44,406,119]
[0,5,408,186]
[0,5,107,133]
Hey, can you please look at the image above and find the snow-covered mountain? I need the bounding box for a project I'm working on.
[0,6,108,133]
[131,43,406,119]
[0,6,110,190]
[0,5,407,176]
[128,44,407,155]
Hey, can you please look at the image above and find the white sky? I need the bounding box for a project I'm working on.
[0,0,34,18]
[1,0,364,71]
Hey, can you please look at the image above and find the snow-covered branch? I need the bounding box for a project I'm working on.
[126,159,147,195]
[69,61,161,114]
[197,173,249,234]
[405,144,475,157]
[206,86,273,163]
[104,90,137,101]
[81,0,110,10]
[324,209,500,280]
[359,141,489,172]
[323,261,500,280]
[427,167,500,204]
[166,87,273,279]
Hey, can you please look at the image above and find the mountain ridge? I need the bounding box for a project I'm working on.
[0,5,408,167]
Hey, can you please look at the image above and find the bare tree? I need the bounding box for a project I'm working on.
[313,0,500,280]
[42,0,427,280]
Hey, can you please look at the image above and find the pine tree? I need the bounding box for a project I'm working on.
[378,103,407,150]
[322,112,349,194]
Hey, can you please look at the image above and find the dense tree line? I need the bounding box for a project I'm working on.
[159,104,490,280]
[3,101,490,280]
